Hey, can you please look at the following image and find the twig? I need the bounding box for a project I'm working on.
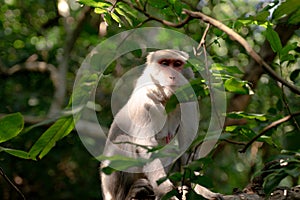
[191,26,211,160]
[121,0,192,28]
[240,111,300,153]
[223,139,245,146]
[0,167,26,200]
[278,66,300,132]
[193,23,224,160]
[183,9,300,95]
[197,23,210,51]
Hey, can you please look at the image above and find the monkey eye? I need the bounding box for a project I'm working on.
[159,59,170,66]
[173,60,183,68]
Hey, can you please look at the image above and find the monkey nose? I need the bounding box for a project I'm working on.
[169,76,175,80]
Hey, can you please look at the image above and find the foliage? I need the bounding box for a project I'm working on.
[0,0,299,199]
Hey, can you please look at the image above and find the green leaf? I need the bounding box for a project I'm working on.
[156,176,168,186]
[212,63,243,75]
[28,116,75,160]
[148,0,169,9]
[225,125,238,132]
[94,8,107,14]
[240,127,256,139]
[97,155,148,172]
[288,8,300,24]
[279,42,297,63]
[265,26,282,53]
[168,172,183,182]
[115,7,133,26]
[224,77,249,94]
[72,72,99,110]
[284,167,300,178]
[0,113,24,143]
[168,0,176,5]
[280,42,297,55]
[161,7,173,17]
[237,19,253,25]
[131,49,143,58]
[165,94,179,113]
[213,28,224,37]
[0,146,29,159]
[191,175,213,186]
[227,112,267,121]
[264,172,287,194]
[257,135,273,145]
[111,12,121,24]
[273,0,300,21]
[168,0,183,16]
[225,125,260,140]
[103,60,116,75]
[117,2,137,18]
[248,10,270,22]
[186,158,213,172]
[255,10,270,21]
[279,54,295,63]
[101,166,116,175]
[103,13,113,25]
[78,0,112,8]
[190,78,208,98]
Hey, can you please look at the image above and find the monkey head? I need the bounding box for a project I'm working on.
[137,49,190,99]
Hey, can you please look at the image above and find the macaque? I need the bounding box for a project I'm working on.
[100,49,221,200]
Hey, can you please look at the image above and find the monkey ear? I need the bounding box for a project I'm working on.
[146,51,155,65]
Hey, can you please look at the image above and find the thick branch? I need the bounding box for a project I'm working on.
[183,9,300,95]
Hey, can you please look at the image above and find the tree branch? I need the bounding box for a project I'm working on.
[0,61,59,90]
[0,167,26,200]
[183,9,300,95]
[240,111,300,153]
[48,6,92,117]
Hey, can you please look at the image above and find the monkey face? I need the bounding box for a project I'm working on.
[148,61,187,90]
[144,49,189,90]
